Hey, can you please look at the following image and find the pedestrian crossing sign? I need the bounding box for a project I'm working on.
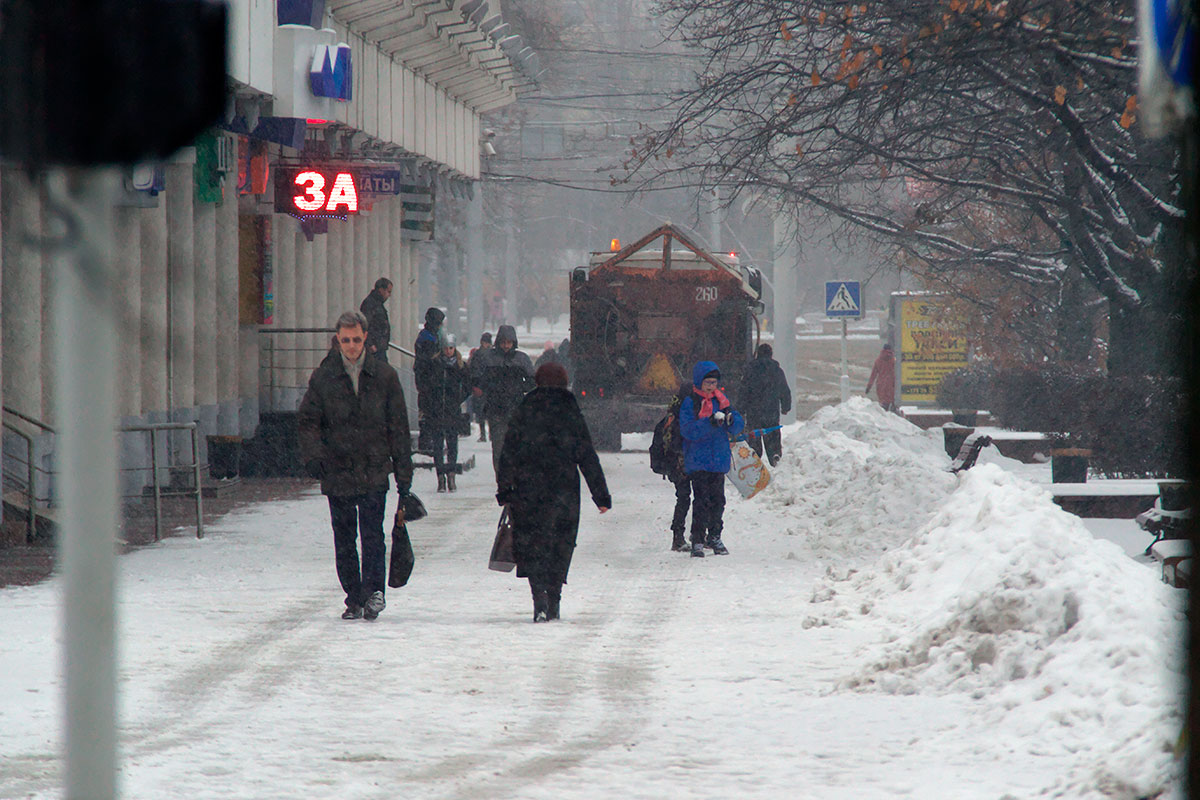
[825,281,862,318]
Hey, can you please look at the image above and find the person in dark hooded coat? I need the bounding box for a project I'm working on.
[414,306,446,415]
[473,323,535,474]
[496,363,611,622]
[738,343,791,466]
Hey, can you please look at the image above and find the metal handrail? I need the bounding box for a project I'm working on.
[1,406,55,543]
[3,405,56,434]
[118,422,204,542]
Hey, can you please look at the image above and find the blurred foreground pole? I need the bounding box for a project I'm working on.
[840,319,850,403]
[48,168,121,800]
[772,210,797,424]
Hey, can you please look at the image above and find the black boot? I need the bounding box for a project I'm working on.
[671,530,688,551]
[530,581,549,622]
[446,473,456,492]
[546,585,561,620]
[437,473,447,493]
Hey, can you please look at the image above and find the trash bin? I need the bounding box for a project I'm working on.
[1050,448,1090,483]
[942,424,974,458]
[208,435,242,479]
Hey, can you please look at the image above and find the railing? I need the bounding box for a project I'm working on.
[0,407,205,545]
[258,326,415,413]
[1,406,55,543]
[118,422,204,543]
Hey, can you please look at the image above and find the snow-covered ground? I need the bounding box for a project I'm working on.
[0,399,1185,799]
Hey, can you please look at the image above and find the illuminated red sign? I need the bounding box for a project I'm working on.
[274,167,360,217]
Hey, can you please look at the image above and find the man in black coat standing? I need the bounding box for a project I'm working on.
[359,278,393,363]
[497,362,611,622]
[472,324,535,474]
[299,310,413,621]
[738,343,792,466]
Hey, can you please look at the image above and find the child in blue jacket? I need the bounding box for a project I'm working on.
[679,360,744,557]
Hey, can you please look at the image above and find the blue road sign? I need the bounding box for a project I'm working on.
[825,281,862,318]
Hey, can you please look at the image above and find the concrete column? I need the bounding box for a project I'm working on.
[2,168,44,419]
[114,207,142,419]
[215,186,239,434]
[140,195,168,416]
[292,228,313,410]
[340,215,355,326]
[165,157,196,417]
[40,186,55,423]
[326,221,344,328]
[772,211,799,425]
[272,215,297,410]
[352,212,369,326]
[466,186,483,345]
[193,196,218,456]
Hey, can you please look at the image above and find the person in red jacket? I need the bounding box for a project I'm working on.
[865,343,897,412]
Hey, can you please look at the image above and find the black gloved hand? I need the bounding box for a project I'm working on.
[395,476,411,497]
[496,487,515,506]
[305,460,324,480]
[711,410,727,427]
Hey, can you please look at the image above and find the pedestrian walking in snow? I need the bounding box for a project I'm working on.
[414,307,445,415]
[467,331,493,442]
[865,343,897,412]
[472,324,535,474]
[298,310,413,621]
[738,343,791,467]
[426,332,471,492]
[679,360,744,557]
[534,340,561,372]
[495,362,611,622]
[653,384,693,552]
[359,278,393,363]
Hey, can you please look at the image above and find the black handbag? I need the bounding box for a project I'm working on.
[488,505,516,572]
[388,513,415,588]
[401,491,428,522]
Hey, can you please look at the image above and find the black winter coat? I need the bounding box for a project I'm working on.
[359,290,391,358]
[473,344,535,421]
[298,351,412,496]
[738,355,792,428]
[496,387,611,582]
[424,352,471,429]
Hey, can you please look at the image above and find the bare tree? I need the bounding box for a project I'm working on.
[630,0,1186,375]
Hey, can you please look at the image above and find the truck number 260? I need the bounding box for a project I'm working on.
[695,286,719,302]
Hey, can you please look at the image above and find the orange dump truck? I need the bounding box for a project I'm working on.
[569,224,764,450]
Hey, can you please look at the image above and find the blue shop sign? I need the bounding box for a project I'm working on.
[310,44,353,102]
[359,171,403,195]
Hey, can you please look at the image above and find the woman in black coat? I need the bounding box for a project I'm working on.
[425,332,471,492]
[496,362,611,622]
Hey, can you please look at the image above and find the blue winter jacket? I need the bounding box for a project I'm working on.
[679,360,744,474]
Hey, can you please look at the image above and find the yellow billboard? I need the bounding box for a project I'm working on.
[895,295,968,405]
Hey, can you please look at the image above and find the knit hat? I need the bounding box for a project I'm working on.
[535,363,569,388]
[439,331,456,348]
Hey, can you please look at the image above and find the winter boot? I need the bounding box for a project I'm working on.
[546,586,561,621]
[708,537,729,555]
[690,540,706,558]
[671,530,688,552]
[437,473,447,493]
[531,582,549,622]
[446,473,457,492]
[363,591,386,621]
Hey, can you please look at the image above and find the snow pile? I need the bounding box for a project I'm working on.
[761,397,955,562]
[808,464,1185,797]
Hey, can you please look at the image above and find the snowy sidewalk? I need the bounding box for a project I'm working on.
[0,401,1185,799]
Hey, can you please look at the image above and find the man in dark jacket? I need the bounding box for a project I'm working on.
[496,362,611,622]
[359,278,393,363]
[467,331,493,442]
[738,343,792,467]
[413,306,445,415]
[472,324,535,474]
[298,310,412,621]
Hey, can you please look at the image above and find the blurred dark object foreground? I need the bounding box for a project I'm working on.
[0,0,227,166]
